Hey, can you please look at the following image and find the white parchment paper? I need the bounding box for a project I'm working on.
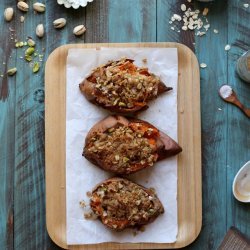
[66,48,178,244]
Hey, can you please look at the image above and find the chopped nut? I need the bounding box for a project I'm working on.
[203,8,209,16]
[20,16,25,23]
[79,200,86,208]
[33,62,40,73]
[7,68,17,76]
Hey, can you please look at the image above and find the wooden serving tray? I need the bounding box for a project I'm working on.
[45,43,202,249]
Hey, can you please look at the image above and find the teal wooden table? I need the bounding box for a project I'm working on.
[0,0,249,249]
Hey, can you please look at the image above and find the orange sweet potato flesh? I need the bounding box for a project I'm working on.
[83,116,182,175]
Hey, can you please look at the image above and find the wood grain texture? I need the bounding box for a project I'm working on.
[0,1,16,249]
[157,0,195,50]
[0,0,249,249]
[108,0,157,43]
[45,42,201,250]
[226,0,250,237]
[13,1,48,248]
[186,1,229,249]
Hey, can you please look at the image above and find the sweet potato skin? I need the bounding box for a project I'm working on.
[83,116,182,175]
[90,177,164,231]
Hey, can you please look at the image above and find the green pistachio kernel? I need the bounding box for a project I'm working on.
[25,47,35,56]
[7,67,17,76]
[25,55,32,62]
[33,62,40,73]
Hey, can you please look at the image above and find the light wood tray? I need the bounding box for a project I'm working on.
[45,43,202,249]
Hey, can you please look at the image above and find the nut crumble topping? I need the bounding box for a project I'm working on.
[88,58,162,109]
[84,123,159,174]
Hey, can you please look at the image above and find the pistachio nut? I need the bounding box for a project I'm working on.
[36,24,44,38]
[4,7,14,22]
[53,18,67,29]
[27,38,36,47]
[7,68,17,76]
[17,1,29,12]
[33,2,46,13]
[73,25,86,36]
[25,47,35,56]
[33,62,40,73]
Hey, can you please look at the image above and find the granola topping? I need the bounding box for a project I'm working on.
[84,124,158,173]
[91,180,157,222]
[89,58,161,109]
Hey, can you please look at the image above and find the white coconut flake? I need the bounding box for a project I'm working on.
[200,63,207,69]
[225,44,231,51]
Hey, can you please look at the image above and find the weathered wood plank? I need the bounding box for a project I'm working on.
[108,0,157,43]
[226,0,250,237]
[0,1,17,249]
[157,0,195,50]
[13,1,74,249]
[85,0,109,43]
[0,94,15,250]
[185,1,229,249]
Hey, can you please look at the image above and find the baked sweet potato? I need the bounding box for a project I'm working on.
[90,177,164,231]
[79,58,172,114]
[83,116,182,175]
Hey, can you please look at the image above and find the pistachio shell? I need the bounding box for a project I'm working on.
[17,1,29,12]
[36,24,44,38]
[33,2,46,13]
[53,18,67,29]
[4,8,14,22]
[73,25,86,36]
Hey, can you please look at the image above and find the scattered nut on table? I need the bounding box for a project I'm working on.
[7,68,17,76]
[17,1,29,12]
[73,25,86,36]
[53,18,67,29]
[36,24,44,38]
[33,2,46,13]
[27,38,36,47]
[4,7,14,22]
